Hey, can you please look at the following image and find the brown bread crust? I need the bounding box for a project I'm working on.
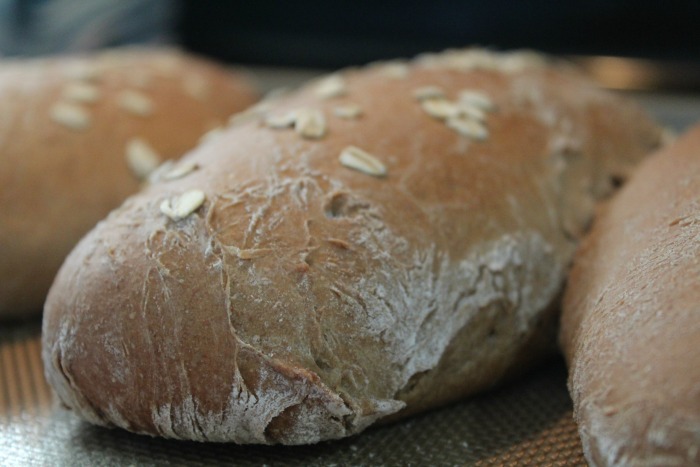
[0,48,258,316]
[43,49,662,444]
[561,125,700,466]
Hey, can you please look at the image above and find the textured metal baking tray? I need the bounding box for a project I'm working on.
[0,319,586,466]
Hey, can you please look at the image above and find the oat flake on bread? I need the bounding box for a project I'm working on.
[43,48,663,444]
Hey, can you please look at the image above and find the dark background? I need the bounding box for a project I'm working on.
[177,0,700,68]
[1,0,699,91]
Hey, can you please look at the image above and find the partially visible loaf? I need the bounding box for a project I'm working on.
[43,48,662,444]
[0,48,258,317]
[561,124,700,466]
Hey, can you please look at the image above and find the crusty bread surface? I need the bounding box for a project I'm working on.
[561,124,700,466]
[0,47,258,317]
[42,49,662,444]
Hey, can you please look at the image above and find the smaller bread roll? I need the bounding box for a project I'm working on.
[0,48,258,317]
[561,125,700,466]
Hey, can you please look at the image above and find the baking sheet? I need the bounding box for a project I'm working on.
[1,66,698,466]
[1,319,585,466]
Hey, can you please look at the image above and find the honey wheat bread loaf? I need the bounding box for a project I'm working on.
[43,49,662,444]
[560,124,700,466]
[0,48,258,317]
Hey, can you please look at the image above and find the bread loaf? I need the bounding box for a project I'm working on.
[42,49,662,444]
[561,125,700,466]
[0,48,258,317]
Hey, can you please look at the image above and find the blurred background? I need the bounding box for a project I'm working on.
[1,2,699,69]
[0,0,699,124]
[177,1,700,69]
[2,1,700,61]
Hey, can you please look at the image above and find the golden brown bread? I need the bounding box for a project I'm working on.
[42,49,662,444]
[561,124,700,466]
[0,48,258,317]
